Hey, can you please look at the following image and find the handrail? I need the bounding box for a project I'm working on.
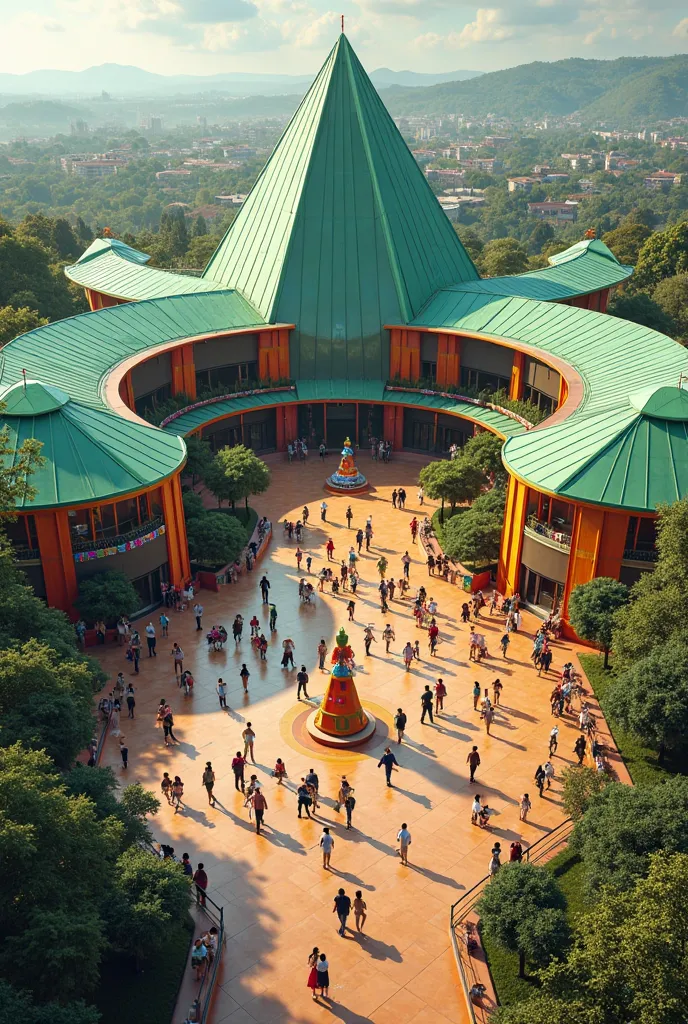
[72,515,165,552]
[449,817,574,1024]
[195,886,225,1024]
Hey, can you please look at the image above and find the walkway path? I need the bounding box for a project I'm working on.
[96,456,599,1024]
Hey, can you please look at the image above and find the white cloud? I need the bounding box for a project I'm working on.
[458,7,513,42]
[673,17,688,36]
[13,12,66,31]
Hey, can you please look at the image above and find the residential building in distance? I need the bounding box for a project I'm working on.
[214,194,248,207]
[644,170,682,190]
[63,158,126,178]
[528,201,578,222]
[508,176,542,192]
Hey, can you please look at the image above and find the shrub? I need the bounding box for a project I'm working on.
[76,571,139,626]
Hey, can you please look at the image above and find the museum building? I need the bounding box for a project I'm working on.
[1,34,687,634]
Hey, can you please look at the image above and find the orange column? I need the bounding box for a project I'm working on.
[557,374,569,409]
[389,328,402,380]
[275,406,286,451]
[401,331,421,380]
[258,330,291,381]
[119,371,135,411]
[393,406,404,450]
[34,508,79,614]
[161,474,191,586]
[383,405,396,441]
[509,351,525,401]
[596,510,628,580]
[284,405,298,444]
[497,475,528,595]
[170,344,196,398]
[436,333,461,387]
[561,504,604,626]
[598,288,609,313]
[278,329,291,378]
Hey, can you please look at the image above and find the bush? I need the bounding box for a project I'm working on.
[186,510,247,566]
[182,488,205,521]
[568,576,629,667]
[561,765,609,820]
[76,571,139,626]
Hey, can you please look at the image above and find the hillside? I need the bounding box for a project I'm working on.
[380,54,688,121]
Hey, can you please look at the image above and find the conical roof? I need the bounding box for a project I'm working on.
[202,34,478,378]
[0,379,69,415]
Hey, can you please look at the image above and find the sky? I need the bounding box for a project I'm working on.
[0,0,687,76]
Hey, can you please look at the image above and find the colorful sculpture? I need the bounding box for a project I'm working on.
[307,626,376,746]
[325,437,368,493]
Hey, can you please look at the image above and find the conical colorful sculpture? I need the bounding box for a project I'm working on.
[307,627,376,747]
[325,437,368,493]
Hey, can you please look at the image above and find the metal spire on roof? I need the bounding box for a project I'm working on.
[341,13,344,32]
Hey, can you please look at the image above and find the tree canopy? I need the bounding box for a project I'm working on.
[187,511,248,567]
[442,487,506,565]
[76,570,139,626]
[419,458,484,520]
[634,221,688,289]
[568,576,629,666]
[653,274,688,338]
[204,444,270,513]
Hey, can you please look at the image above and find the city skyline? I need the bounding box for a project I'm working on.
[1,0,687,77]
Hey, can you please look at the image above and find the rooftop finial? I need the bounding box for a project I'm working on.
[341,13,344,32]
[21,368,27,392]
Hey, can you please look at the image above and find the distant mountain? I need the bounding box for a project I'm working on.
[380,54,688,121]
[0,62,481,98]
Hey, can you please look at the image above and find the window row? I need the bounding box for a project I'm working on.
[67,488,164,544]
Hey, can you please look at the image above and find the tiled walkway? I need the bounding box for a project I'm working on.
[96,456,597,1024]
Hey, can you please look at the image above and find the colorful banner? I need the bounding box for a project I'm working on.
[74,524,166,562]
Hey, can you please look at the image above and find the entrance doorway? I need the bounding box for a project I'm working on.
[326,404,356,449]
[519,565,563,614]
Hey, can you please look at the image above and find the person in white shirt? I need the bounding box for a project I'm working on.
[471,795,482,825]
[193,602,204,631]
[319,827,334,868]
[397,823,412,865]
[320,500,328,522]
[145,622,157,657]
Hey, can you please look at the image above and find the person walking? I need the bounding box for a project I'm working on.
[391,488,398,509]
[297,780,313,818]
[345,505,353,528]
[161,772,172,804]
[420,685,434,724]
[260,575,270,603]
[240,663,250,693]
[398,487,406,509]
[193,863,208,906]
[394,708,407,744]
[492,678,503,706]
[364,627,376,657]
[320,500,328,522]
[305,768,320,809]
[471,794,482,825]
[194,602,204,631]
[467,746,481,783]
[203,762,216,806]
[159,610,169,638]
[382,624,395,653]
[269,603,278,631]
[316,953,329,998]
[333,889,351,936]
[549,724,559,756]
[403,641,414,671]
[320,827,334,869]
[171,643,184,677]
[574,735,587,764]
[347,598,355,621]
[434,678,447,715]
[145,622,157,657]
[252,788,268,834]
[378,747,399,787]
[353,892,367,933]
[417,485,424,506]
[356,528,364,553]
[163,708,178,746]
[402,551,411,578]
[126,684,136,718]
[483,703,494,735]
[242,723,256,762]
[326,538,335,561]
[217,677,228,709]
[544,760,555,790]
[120,738,128,770]
[472,681,481,710]
[344,789,356,830]
[233,614,244,646]
[317,638,328,670]
[171,775,184,813]
[519,793,531,821]
[535,765,546,798]
[295,547,303,570]
[397,823,412,865]
[296,665,310,700]
[232,752,246,792]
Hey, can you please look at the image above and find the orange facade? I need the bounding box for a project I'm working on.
[258,329,291,380]
[389,328,421,380]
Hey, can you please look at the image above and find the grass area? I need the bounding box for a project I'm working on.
[94,915,194,1024]
[481,847,586,1006]
[578,653,687,787]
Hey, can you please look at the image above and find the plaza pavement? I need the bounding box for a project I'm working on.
[96,456,613,1024]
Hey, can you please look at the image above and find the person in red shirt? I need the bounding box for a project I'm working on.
[251,788,268,834]
[428,620,440,656]
[434,677,447,715]
[409,518,419,542]
[231,751,246,792]
[326,538,335,561]
[193,863,208,906]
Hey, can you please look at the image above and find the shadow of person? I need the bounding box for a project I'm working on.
[351,934,403,962]
[407,863,464,889]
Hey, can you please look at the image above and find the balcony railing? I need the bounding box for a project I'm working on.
[71,515,164,553]
[622,548,658,563]
[13,547,41,561]
[525,515,572,550]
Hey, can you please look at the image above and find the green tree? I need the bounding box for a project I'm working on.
[634,221,688,289]
[568,577,629,667]
[496,853,688,1024]
[613,498,688,668]
[419,458,484,521]
[570,777,688,892]
[561,764,609,820]
[184,434,213,488]
[0,304,48,346]
[182,488,206,521]
[455,225,484,264]
[190,214,207,237]
[107,846,190,967]
[159,206,188,259]
[204,444,270,516]
[0,982,100,1024]
[602,221,652,266]
[442,490,505,565]
[477,863,570,978]
[461,431,506,482]
[653,274,688,337]
[607,291,676,335]
[481,237,529,277]
[605,643,688,763]
[76,570,139,625]
[186,511,248,566]
[180,234,219,269]
[0,641,96,768]
[66,764,160,847]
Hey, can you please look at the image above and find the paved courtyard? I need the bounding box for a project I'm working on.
[96,455,602,1024]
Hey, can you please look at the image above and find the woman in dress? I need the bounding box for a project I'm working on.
[111,700,121,737]
[306,947,319,999]
[316,953,329,998]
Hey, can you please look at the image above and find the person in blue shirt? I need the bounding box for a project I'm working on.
[377,747,399,787]
[333,889,351,936]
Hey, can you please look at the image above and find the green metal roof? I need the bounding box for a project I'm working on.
[413,292,688,511]
[163,380,527,441]
[201,35,478,379]
[0,387,185,509]
[65,238,224,301]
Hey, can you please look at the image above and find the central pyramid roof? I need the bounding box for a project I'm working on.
[202,34,478,378]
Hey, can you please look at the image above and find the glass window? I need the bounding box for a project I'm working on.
[625,516,638,550]
[68,506,93,542]
[5,517,31,551]
[421,361,437,382]
[149,488,163,518]
[138,494,150,523]
[116,498,139,535]
[550,499,574,530]
[25,514,38,549]
[526,489,539,518]
[132,573,152,609]
[636,518,656,552]
[93,503,116,539]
